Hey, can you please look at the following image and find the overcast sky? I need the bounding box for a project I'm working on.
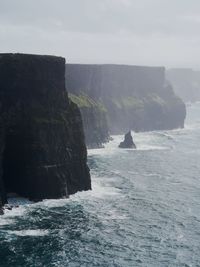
[0,0,200,68]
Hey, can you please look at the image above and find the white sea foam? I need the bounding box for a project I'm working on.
[39,198,69,208]
[0,197,37,223]
[72,179,122,201]
[0,218,14,226]
[88,134,172,156]
[90,180,122,198]
[8,197,33,206]
[6,229,49,237]
[104,209,128,220]
[3,205,27,217]
[135,145,171,151]
[88,146,118,157]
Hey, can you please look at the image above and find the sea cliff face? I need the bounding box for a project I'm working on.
[68,93,109,148]
[66,64,186,138]
[0,54,91,211]
[167,68,200,102]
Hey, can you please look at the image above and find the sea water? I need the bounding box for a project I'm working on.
[0,103,200,267]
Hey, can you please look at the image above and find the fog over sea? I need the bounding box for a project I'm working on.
[0,102,200,267]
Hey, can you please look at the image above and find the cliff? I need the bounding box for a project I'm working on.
[66,64,186,136]
[167,68,200,102]
[68,93,109,148]
[0,54,91,212]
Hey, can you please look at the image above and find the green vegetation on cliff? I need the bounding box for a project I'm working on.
[112,96,144,110]
[69,93,109,148]
[69,93,106,112]
[69,93,95,108]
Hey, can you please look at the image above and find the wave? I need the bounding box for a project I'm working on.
[8,197,33,206]
[0,218,14,226]
[5,229,49,237]
[135,145,172,151]
[153,131,175,140]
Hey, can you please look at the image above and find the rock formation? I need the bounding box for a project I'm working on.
[66,64,186,141]
[119,131,136,149]
[0,53,91,212]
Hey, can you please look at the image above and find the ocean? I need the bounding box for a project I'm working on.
[0,102,200,267]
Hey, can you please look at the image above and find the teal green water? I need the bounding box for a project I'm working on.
[0,103,200,267]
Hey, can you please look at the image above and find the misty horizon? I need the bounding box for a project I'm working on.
[0,0,200,69]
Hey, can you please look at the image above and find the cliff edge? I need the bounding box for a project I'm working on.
[0,54,91,211]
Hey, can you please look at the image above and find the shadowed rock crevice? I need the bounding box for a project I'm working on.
[0,54,91,210]
[2,128,27,200]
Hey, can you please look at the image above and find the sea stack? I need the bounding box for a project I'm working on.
[0,53,91,212]
[119,131,136,149]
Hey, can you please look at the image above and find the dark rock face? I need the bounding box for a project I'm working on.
[166,68,200,102]
[79,106,109,148]
[66,64,186,137]
[119,131,136,149]
[66,65,110,148]
[68,93,109,148]
[0,53,91,211]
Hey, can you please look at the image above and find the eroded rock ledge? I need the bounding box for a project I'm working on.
[0,53,91,212]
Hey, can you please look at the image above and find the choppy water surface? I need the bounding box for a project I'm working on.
[1,103,200,267]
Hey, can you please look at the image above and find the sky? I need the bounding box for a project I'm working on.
[0,0,200,68]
